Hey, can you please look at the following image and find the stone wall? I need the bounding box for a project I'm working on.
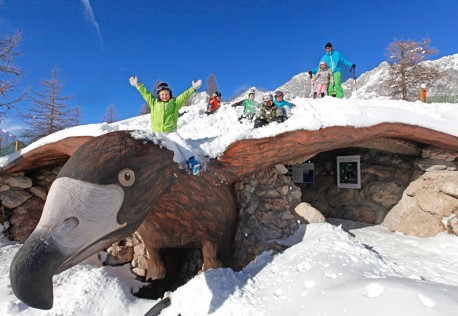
[0,165,60,241]
[232,165,302,270]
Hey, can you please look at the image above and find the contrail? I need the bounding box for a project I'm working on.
[80,0,103,49]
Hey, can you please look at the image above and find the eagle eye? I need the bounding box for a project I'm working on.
[118,168,135,187]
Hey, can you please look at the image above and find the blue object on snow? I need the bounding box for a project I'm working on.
[187,156,200,175]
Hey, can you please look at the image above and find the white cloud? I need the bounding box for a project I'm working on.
[80,0,103,49]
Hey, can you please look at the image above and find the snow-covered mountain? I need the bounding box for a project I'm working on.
[231,54,458,102]
[343,54,458,99]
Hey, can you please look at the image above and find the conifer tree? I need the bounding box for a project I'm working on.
[103,103,118,123]
[20,68,79,142]
[0,31,26,120]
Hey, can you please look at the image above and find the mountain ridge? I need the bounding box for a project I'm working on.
[230,53,458,102]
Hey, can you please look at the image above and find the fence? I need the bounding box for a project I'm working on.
[427,95,458,104]
[0,141,26,157]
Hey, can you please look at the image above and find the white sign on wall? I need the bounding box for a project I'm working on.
[291,163,314,184]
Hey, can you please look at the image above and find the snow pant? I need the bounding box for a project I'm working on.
[329,72,344,98]
[254,116,285,128]
[254,118,268,128]
[157,131,195,164]
[315,84,328,98]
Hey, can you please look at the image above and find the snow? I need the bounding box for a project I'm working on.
[1,96,457,168]
[1,95,458,315]
[2,222,458,315]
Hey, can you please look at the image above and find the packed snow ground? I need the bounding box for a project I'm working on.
[1,96,458,315]
[1,222,458,316]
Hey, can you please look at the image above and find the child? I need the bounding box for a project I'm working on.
[129,76,202,175]
[253,94,285,128]
[231,89,259,121]
[206,91,222,114]
[312,60,334,98]
[418,84,427,102]
[273,90,295,117]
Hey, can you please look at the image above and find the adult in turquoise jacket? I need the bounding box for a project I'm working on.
[309,42,356,99]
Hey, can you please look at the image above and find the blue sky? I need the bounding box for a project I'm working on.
[1,0,457,136]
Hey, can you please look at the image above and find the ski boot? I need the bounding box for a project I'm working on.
[313,92,317,99]
[187,156,200,175]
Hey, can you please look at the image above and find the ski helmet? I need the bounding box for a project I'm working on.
[275,90,284,98]
[248,89,256,97]
[420,84,426,89]
[263,94,273,102]
[156,82,172,97]
[213,91,222,98]
[319,60,326,66]
[325,42,333,48]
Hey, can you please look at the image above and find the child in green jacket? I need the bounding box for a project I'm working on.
[129,76,202,175]
[231,89,260,122]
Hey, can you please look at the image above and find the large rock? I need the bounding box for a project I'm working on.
[0,189,32,209]
[294,202,325,223]
[383,170,458,237]
[440,178,458,198]
[2,174,32,189]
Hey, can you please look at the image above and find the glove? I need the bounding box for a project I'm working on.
[129,76,138,87]
[276,116,285,123]
[192,79,202,90]
[308,70,313,78]
[350,64,356,71]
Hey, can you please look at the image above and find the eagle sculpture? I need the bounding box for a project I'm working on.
[3,123,458,310]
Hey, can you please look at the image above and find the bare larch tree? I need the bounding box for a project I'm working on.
[20,68,79,142]
[0,31,26,120]
[103,103,118,123]
[206,73,218,97]
[385,37,438,100]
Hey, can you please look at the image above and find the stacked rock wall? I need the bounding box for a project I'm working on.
[0,165,61,240]
[232,165,302,270]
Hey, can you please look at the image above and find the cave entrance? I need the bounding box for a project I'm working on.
[287,139,425,224]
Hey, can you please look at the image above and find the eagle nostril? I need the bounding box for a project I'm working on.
[60,217,79,234]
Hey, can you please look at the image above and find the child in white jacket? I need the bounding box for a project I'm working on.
[312,60,334,98]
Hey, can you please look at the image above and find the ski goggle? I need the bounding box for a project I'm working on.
[157,82,169,90]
